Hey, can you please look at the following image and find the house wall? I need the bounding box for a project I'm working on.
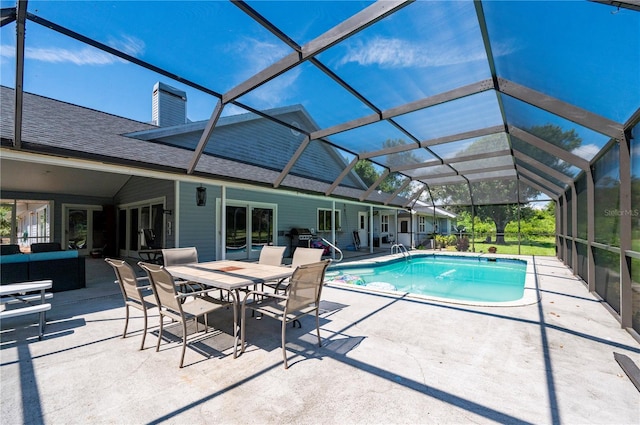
[176,182,220,261]
[173,183,399,261]
[225,187,360,257]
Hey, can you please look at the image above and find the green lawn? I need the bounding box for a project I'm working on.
[440,237,557,256]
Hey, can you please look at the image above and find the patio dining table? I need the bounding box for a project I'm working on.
[165,260,294,306]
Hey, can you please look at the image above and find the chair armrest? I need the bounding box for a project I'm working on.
[241,290,287,305]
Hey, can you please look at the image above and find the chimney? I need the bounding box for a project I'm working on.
[152,82,187,127]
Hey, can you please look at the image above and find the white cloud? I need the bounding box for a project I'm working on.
[229,37,300,107]
[337,36,515,69]
[0,35,144,65]
[571,143,600,160]
[25,46,118,65]
[231,37,290,77]
[107,35,145,57]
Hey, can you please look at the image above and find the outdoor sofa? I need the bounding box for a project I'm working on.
[0,243,86,292]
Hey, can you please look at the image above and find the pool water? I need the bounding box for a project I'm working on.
[326,254,527,303]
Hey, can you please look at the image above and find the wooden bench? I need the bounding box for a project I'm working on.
[0,280,53,340]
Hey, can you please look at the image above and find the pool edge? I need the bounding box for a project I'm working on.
[326,251,541,308]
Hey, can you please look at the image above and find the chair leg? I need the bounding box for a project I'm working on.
[179,320,187,368]
[282,319,288,369]
[156,316,164,352]
[123,305,130,338]
[240,305,247,354]
[232,301,238,359]
[140,307,148,350]
[315,309,321,347]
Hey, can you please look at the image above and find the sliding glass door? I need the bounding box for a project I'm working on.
[118,200,165,258]
[63,204,102,256]
[225,202,276,260]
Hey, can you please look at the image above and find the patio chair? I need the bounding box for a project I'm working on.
[161,247,207,295]
[258,245,286,266]
[264,247,323,294]
[240,259,331,369]
[105,258,156,350]
[248,245,287,314]
[138,261,237,368]
[161,247,198,266]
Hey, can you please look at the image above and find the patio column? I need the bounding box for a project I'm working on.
[220,185,226,260]
[562,190,569,264]
[571,183,578,275]
[331,200,336,260]
[555,198,560,260]
[586,168,595,292]
[369,205,374,253]
[619,132,632,329]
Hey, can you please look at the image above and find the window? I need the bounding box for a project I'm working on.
[1,199,52,247]
[418,216,426,233]
[381,214,389,233]
[318,209,341,232]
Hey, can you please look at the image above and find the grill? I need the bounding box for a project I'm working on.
[290,228,313,252]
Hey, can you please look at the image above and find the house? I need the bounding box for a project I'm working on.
[2,83,447,261]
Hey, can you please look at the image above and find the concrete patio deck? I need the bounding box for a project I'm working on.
[1,253,639,424]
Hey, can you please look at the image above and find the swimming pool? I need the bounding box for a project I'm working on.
[326,254,529,304]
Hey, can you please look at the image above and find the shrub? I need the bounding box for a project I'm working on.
[456,236,469,252]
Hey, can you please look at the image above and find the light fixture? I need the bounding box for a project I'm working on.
[163,209,172,215]
[196,185,207,206]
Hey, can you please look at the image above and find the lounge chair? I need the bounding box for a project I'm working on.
[240,259,331,369]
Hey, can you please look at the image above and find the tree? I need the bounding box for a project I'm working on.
[0,206,11,240]
[431,125,582,243]
[353,138,417,196]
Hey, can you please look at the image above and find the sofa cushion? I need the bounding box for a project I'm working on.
[30,242,62,253]
[1,244,22,255]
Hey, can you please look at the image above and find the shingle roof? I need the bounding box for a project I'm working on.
[0,86,404,206]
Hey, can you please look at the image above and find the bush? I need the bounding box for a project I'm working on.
[435,235,448,248]
[456,236,469,252]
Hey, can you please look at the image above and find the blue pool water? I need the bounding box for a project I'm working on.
[326,254,527,303]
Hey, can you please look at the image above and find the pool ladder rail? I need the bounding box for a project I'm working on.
[320,237,343,262]
[391,243,410,259]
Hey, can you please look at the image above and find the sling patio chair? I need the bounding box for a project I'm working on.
[258,245,287,266]
[105,258,157,350]
[161,247,210,296]
[138,261,237,368]
[264,247,323,295]
[256,245,286,292]
[240,259,331,369]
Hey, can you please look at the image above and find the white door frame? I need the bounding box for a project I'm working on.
[218,199,278,261]
[62,203,102,256]
[117,197,166,259]
[357,211,368,248]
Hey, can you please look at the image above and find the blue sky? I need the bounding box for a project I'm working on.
[1,0,638,158]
